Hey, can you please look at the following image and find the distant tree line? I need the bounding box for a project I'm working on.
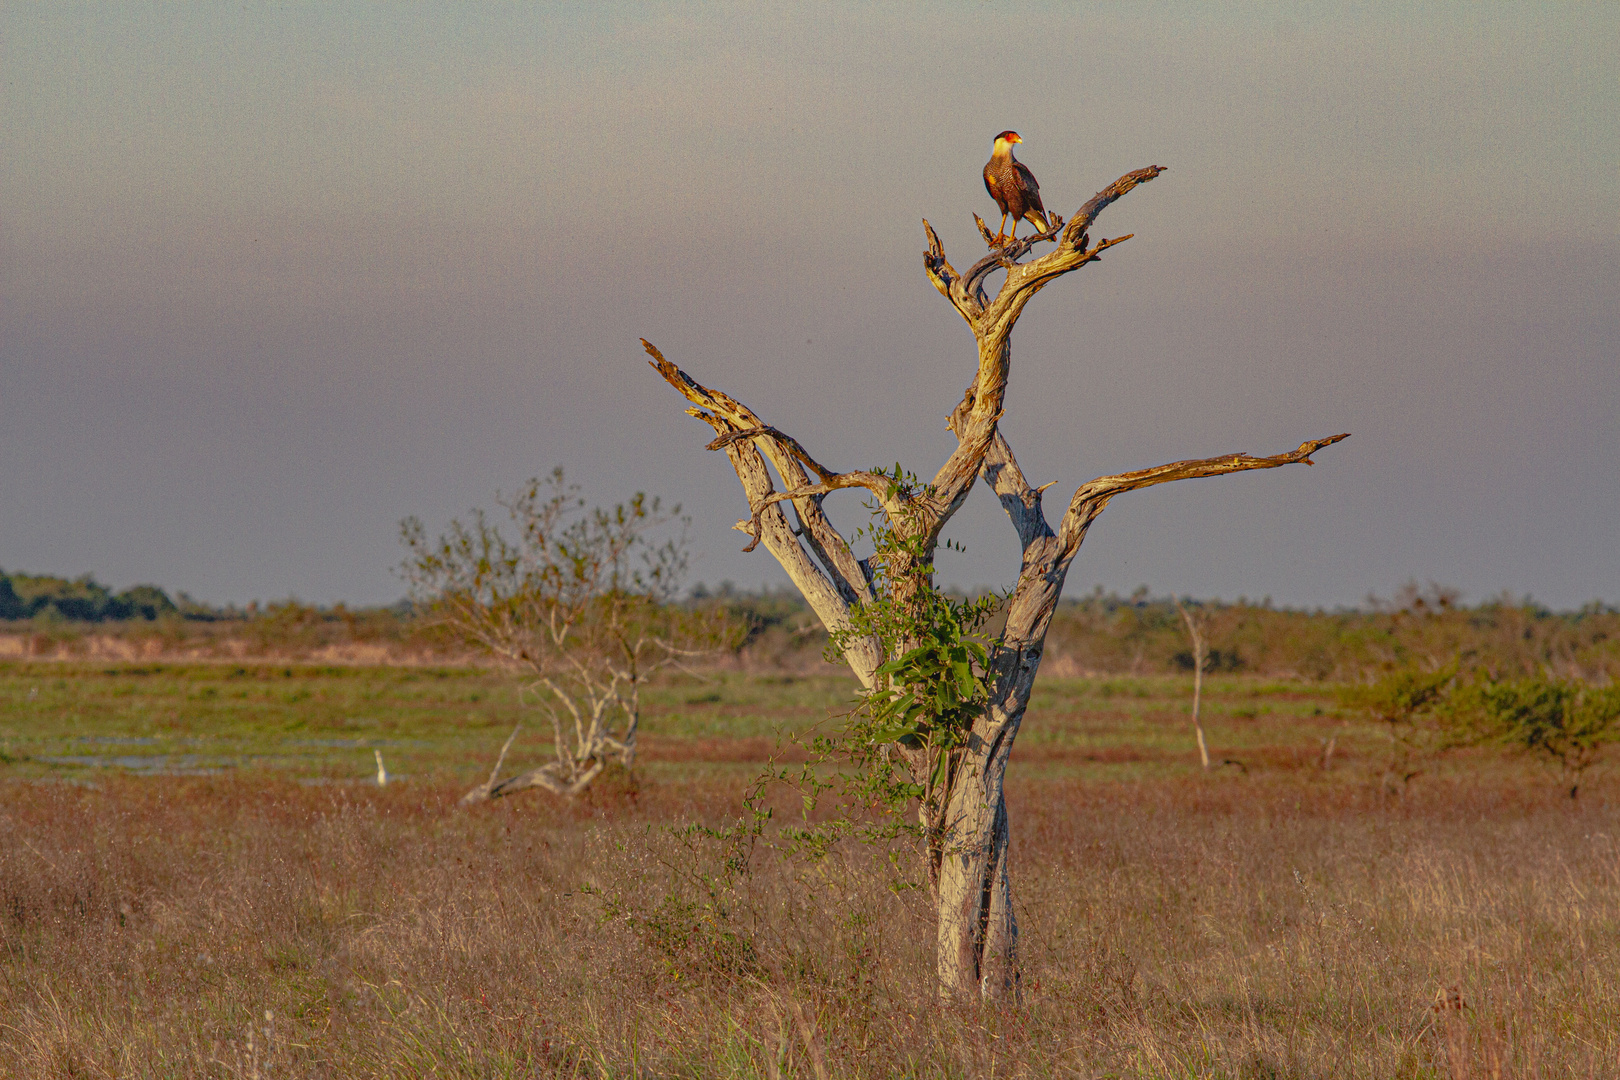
[5,564,1617,685]
[693,580,1620,683]
[0,570,178,622]
[1034,583,1620,682]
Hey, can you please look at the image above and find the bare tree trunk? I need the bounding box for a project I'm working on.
[934,645,1039,999]
[1175,600,1212,770]
[648,164,1347,1000]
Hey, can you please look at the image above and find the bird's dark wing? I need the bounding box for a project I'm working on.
[984,162,1010,213]
[1013,160,1046,214]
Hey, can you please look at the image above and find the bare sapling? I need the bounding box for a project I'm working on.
[648,163,1347,1000]
[1174,600,1212,770]
[400,469,734,800]
[1341,664,1456,792]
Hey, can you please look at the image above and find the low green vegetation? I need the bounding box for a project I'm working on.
[0,661,518,781]
[0,662,860,786]
[8,659,1607,798]
[1338,665,1620,798]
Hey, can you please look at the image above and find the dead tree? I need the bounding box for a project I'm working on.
[648,165,1347,1000]
[1174,599,1213,771]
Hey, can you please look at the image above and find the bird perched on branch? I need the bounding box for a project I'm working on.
[983,130,1052,246]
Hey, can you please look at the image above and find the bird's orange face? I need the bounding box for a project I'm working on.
[993,130,1023,147]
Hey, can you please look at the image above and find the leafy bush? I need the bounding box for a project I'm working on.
[1452,675,1620,798]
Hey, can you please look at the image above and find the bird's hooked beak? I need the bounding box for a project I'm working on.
[1008,133,1023,145]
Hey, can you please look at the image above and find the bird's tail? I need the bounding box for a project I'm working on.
[1023,208,1054,233]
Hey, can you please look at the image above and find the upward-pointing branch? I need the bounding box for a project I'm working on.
[1057,433,1351,554]
[644,340,884,682]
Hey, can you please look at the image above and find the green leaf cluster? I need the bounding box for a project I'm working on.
[764,467,1004,869]
[863,609,990,777]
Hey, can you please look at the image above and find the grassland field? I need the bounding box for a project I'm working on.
[2,661,1377,785]
[2,659,1617,1077]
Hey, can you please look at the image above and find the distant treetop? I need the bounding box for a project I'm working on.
[0,569,177,622]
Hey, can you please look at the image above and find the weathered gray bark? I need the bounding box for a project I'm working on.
[649,164,1348,1001]
[460,672,637,803]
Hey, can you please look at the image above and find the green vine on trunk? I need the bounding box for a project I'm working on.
[761,467,1002,882]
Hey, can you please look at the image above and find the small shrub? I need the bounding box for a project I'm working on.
[1340,664,1457,789]
[1453,674,1620,798]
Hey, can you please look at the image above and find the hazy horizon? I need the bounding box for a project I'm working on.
[4,3,1616,610]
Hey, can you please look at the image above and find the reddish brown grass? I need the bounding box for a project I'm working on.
[3,767,1617,1078]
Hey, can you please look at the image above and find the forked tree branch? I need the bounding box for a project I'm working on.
[915,167,1166,547]
[923,166,1166,332]
[645,341,884,681]
[965,422,1348,659]
[979,429,1056,552]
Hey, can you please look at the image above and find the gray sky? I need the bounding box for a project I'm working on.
[3,2,1616,609]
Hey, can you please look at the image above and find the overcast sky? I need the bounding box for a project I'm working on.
[2,2,1616,610]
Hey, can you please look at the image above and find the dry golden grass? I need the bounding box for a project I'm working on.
[3,764,1617,1078]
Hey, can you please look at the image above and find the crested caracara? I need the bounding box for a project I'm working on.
[983,131,1052,245]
